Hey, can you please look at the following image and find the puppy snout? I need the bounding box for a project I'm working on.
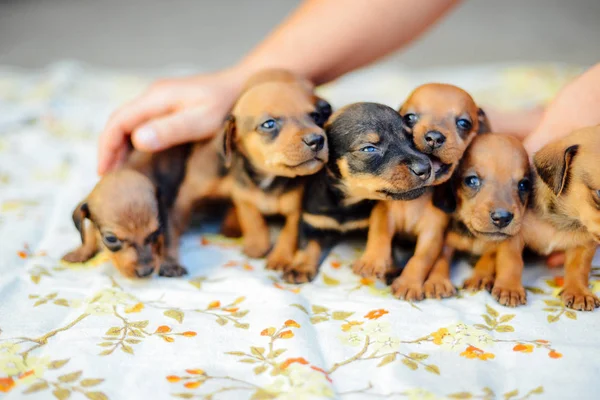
[490,209,514,228]
[408,159,432,181]
[303,133,325,152]
[424,131,446,150]
[135,265,154,278]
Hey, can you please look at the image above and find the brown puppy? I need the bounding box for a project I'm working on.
[522,125,600,311]
[426,134,532,306]
[399,83,490,185]
[173,69,331,270]
[62,144,191,278]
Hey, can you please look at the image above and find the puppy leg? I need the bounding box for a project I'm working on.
[266,210,300,271]
[234,199,271,258]
[464,250,497,292]
[158,216,188,277]
[62,223,99,263]
[220,206,242,238]
[284,239,323,284]
[561,245,599,311]
[491,236,526,307]
[352,202,394,280]
[424,245,456,299]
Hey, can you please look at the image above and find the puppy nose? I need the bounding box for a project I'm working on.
[303,134,325,152]
[408,159,431,181]
[490,209,514,228]
[135,265,154,278]
[424,131,446,149]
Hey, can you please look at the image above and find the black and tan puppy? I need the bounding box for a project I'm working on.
[282,102,434,283]
[399,83,490,184]
[425,134,532,306]
[62,144,191,278]
[173,69,332,271]
[522,125,600,311]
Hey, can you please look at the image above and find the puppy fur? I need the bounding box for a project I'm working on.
[399,83,490,185]
[282,102,434,283]
[428,134,532,306]
[522,125,600,311]
[62,144,192,278]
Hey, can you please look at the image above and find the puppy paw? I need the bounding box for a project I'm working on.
[391,277,425,301]
[463,274,495,292]
[491,283,526,307]
[159,260,188,277]
[424,276,456,299]
[61,249,95,264]
[243,238,271,259]
[561,286,600,311]
[352,255,390,280]
[283,263,317,284]
[266,248,294,272]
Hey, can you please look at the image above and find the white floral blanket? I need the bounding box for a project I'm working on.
[1,62,598,400]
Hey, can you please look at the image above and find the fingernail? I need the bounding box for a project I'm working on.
[135,126,160,150]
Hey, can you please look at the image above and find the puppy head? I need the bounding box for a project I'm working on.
[221,69,331,178]
[435,134,532,240]
[326,102,434,201]
[399,83,488,184]
[534,125,600,242]
[77,170,164,278]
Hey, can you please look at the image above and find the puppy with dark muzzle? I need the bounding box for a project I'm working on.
[399,83,490,184]
[522,125,600,311]
[426,134,532,306]
[172,69,331,271]
[280,103,434,283]
[62,144,191,278]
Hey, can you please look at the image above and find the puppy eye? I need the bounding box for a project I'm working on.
[259,119,277,131]
[403,114,418,128]
[456,119,472,131]
[464,175,481,188]
[102,233,122,251]
[360,145,378,153]
[145,229,161,244]
[518,178,531,192]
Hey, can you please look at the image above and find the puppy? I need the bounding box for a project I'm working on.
[426,134,532,306]
[173,69,332,271]
[399,83,490,184]
[62,144,191,278]
[522,125,600,311]
[282,102,434,283]
[353,84,490,300]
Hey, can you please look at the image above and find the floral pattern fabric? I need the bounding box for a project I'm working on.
[0,62,598,400]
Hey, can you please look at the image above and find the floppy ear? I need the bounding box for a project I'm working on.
[432,180,457,213]
[477,108,491,134]
[534,143,579,196]
[218,115,236,168]
[71,201,90,243]
[312,97,332,128]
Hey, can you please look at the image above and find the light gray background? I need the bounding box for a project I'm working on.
[0,0,598,71]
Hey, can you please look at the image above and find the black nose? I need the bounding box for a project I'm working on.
[424,131,446,149]
[135,265,154,278]
[490,209,514,228]
[303,134,325,152]
[408,159,431,181]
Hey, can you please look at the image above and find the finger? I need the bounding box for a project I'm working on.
[97,92,177,174]
[131,105,222,151]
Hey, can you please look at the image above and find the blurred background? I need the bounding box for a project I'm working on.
[0,0,599,71]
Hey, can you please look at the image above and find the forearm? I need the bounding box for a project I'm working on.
[237,0,460,85]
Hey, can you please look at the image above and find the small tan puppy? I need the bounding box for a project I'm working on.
[523,125,600,311]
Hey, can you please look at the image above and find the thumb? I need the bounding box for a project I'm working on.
[131,105,224,151]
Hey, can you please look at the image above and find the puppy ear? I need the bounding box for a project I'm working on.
[477,108,491,134]
[71,201,90,243]
[432,180,457,213]
[534,143,579,196]
[218,115,236,168]
[312,97,332,128]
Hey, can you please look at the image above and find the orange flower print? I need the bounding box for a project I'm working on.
[460,346,495,361]
[185,369,205,375]
[125,303,144,313]
[155,325,171,334]
[278,330,295,339]
[364,309,389,320]
[554,276,564,287]
[184,381,203,389]
[341,321,364,332]
[360,277,374,286]
[166,376,181,383]
[548,350,563,359]
[208,301,221,309]
[311,366,333,383]
[536,340,549,344]
[513,343,534,353]
[284,319,301,328]
[261,327,276,336]
[0,377,15,393]
[182,331,197,337]
[330,261,342,269]
[431,328,449,345]
[280,357,309,369]
[223,307,239,313]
